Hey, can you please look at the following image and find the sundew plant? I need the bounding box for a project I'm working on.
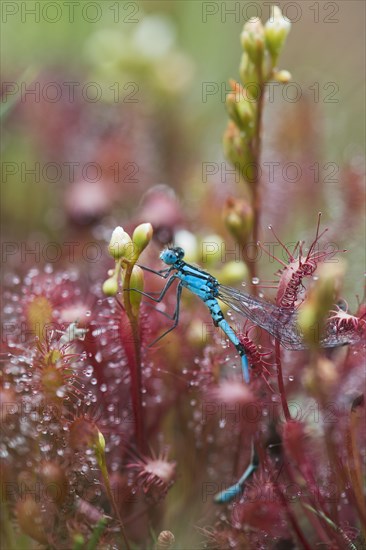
[1,5,365,550]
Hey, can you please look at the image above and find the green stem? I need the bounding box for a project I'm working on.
[303,504,358,550]
[98,449,131,550]
[247,69,265,295]
[252,76,264,238]
[86,518,108,550]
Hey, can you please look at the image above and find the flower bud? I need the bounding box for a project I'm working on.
[108,226,134,261]
[241,18,265,65]
[72,534,85,549]
[239,53,260,98]
[218,261,248,286]
[274,69,292,83]
[93,429,106,470]
[200,234,223,266]
[226,90,255,136]
[102,274,119,296]
[174,229,198,263]
[128,265,144,316]
[298,262,346,347]
[223,197,253,244]
[265,6,291,65]
[223,122,256,184]
[226,80,255,135]
[132,222,153,257]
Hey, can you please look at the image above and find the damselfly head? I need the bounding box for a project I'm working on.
[160,247,185,265]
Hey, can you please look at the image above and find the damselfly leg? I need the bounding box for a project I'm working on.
[125,273,184,348]
[137,265,173,279]
[147,283,183,347]
[214,441,259,503]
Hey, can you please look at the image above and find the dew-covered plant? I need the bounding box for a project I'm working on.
[1,6,365,550]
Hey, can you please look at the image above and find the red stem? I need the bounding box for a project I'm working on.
[275,339,291,421]
[266,459,312,550]
[121,262,145,452]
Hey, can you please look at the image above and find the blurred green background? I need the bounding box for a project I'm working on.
[2,0,364,147]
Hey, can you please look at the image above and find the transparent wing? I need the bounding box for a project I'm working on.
[320,321,363,348]
[218,285,361,350]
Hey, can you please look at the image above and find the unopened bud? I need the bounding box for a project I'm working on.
[274,69,292,83]
[218,261,248,286]
[174,229,198,263]
[132,222,153,257]
[298,262,346,347]
[72,534,85,549]
[93,429,106,471]
[222,122,256,184]
[241,18,265,65]
[108,226,134,261]
[265,6,291,65]
[200,234,223,265]
[239,53,260,98]
[223,197,253,244]
[102,274,119,296]
[226,80,255,135]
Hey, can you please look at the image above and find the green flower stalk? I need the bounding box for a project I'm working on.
[223,5,292,291]
[86,518,108,550]
[93,430,131,550]
[123,264,144,316]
